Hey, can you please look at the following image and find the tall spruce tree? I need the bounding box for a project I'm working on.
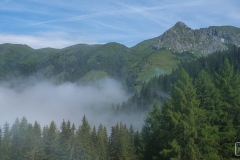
[1,122,11,160]
[118,122,136,159]
[10,117,24,160]
[0,127,3,159]
[214,59,240,158]
[109,123,120,159]
[91,125,97,158]
[141,101,162,159]
[68,123,76,160]
[96,124,108,160]
[109,122,136,160]
[128,124,135,155]
[75,115,94,159]
[43,121,59,160]
[58,119,74,159]
[133,130,141,158]
[160,68,200,159]
[194,70,220,159]
[24,121,46,159]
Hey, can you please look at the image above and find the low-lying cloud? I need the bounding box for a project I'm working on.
[0,78,146,132]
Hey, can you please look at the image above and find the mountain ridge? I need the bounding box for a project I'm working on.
[133,21,240,54]
[0,22,240,88]
[1,22,239,54]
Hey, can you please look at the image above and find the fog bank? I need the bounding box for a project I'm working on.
[0,78,146,132]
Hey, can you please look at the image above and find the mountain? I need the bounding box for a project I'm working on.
[133,21,240,54]
[0,42,144,92]
[0,22,240,89]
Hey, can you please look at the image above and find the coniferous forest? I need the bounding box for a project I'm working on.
[1,47,240,159]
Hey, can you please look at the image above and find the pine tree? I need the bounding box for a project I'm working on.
[0,127,3,159]
[128,124,137,159]
[133,130,141,158]
[118,122,136,159]
[19,117,29,157]
[233,70,240,146]
[141,101,162,159]
[109,123,120,159]
[43,121,59,160]
[9,118,19,159]
[214,59,240,158]
[59,119,71,159]
[96,124,108,160]
[25,123,34,159]
[68,123,76,160]
[10,117,26,160]
[91,125,97,158]
[160,68,200,159]
[109,122,136,160]
[194,70,220,159]
[1,122,11,160]
[75,115,94,159]
[57,119,76,159]
[23,121,46,159]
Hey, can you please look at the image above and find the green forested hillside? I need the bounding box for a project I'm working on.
[1,51,240,159]
[118,46,240,112]
[0,43,134,83]
[0,42,199,92]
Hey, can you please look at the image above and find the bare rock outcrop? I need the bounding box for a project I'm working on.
[152,21,240,54]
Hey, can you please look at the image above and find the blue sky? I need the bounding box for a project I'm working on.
[0,0,239,49]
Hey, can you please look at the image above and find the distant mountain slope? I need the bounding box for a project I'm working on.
[0,22,239,89]
[0,43,140,91]
[133,21,240,54]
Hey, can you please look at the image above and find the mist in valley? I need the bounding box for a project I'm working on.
[0,77,146,132]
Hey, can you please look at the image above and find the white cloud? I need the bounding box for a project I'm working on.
[0,78,145,133]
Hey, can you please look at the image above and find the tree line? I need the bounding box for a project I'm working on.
[1,57,240,159]
[0,115,139,160]
[1,46,240,159]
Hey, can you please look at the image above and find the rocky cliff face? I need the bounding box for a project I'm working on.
[152,21,240,54]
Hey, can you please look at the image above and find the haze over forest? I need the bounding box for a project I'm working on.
[0,21,240,159]
[0,78,147,131]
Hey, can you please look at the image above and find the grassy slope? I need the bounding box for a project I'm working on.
[81,70,108,81]
[136,49,179,81]
[131,36,181,82]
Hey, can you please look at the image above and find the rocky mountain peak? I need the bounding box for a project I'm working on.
[174,21,189,28]
[150,22,240,54]
[168,21,192,32]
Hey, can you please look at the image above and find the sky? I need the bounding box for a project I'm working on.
[0,0,240,49]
